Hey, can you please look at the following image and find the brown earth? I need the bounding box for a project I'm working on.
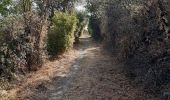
[1,35,160,100]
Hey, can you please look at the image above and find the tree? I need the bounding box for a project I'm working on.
[0,0,11,16]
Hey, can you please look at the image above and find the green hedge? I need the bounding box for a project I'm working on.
[47,12,77,56]
[88,16,103,41]
[74,12,86,43]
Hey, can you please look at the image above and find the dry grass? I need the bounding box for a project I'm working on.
[1,49,79,100]
[1,34,161,100]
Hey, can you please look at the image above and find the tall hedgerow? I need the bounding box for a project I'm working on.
[47,12,77,56]
[74,12,87,43]
[88,16,102,41]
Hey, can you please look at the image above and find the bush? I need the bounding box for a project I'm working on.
[0,16,34,80]
[47,12,77,56]
[88,16,103,41]
[74,12,87,43]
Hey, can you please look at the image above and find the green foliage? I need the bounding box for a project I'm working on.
[0,16,26,80]
[0,32,4,41]
[87,0,170,93]
[0,0,12,16]
[0,0,79,88]
[47,12,77,56]
[88,16,102,41]
[76,12,85,24]
[74,12,87,43]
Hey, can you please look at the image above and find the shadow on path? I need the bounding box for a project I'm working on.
[14,35,160,100]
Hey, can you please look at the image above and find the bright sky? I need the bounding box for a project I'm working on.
[75,0,86,12]
[75,5,86,11]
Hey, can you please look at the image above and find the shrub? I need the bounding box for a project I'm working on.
[88,0,170,93]
[0,16,26,82]
[47,12,77,56]
[74,12,87,43]
[88,16,102,41]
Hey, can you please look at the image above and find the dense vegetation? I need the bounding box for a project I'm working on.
[87,0,170,94]
[1,0,170,98]
[47,12,77,56]
[74,12,87,43]
[0,0,87,89]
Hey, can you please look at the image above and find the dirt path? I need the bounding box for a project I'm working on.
[3,35,160,100]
